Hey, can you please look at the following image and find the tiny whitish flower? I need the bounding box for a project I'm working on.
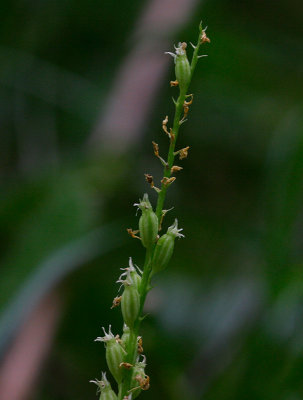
[152,219,184,275]
[134,194,158,249]
[166,42,191,94]
[90,372,118,400]
[116,260,141,328]
[95,326,126,384]
[117,258,142,291]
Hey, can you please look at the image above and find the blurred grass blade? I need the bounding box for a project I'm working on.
[0,221,126,359]
[264,107,303,287]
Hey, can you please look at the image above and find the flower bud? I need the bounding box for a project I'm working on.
[175,42,191,94]
[90,372,118,400]
[95,326,126,384]
[121,323,130,348]
[121,284,140,328]
[116,260,141,328]
[130,356,147,399]
[134,194,158,248]
[165,42,191,94]
[152,219,184,274]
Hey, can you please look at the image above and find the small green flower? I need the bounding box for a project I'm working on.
[116,260,141,328]
[152,219,184,274]
[134,194,158,249]
[90,372,118,400]
[95,326,126,384]
[166,42,191,94]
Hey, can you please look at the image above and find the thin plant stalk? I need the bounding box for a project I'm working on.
[91,22,210,400]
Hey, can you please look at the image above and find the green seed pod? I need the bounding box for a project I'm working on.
[90,372,118,400]
[135,194,158,249]
[166,42,191,94]
[152,219,184,275]
[95,326,126,384]
[130,356,147,399]
[174,42,191,94]
[121,284,140,328]
[100,387,117,400]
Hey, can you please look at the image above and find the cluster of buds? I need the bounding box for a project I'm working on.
[132,197,184,275]
[94,196,184,398]
[93,257,149,399]
[92,23,209,400]
[94,324,149,400]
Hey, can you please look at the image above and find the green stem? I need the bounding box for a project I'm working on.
[118,25,206,400]
[156,91,186,220]
[119,93,185,399]
[118,249,152,399]
[155,25,203,221]
[190,22,203,78]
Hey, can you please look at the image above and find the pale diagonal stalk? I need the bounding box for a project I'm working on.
[118,24,206,400]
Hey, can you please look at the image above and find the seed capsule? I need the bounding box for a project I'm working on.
[152,219,184,274]
[134,194,158,249]
[116,260,142,328]
[90,372,118,400]
[175,42,191,94]
[166,42,191,95]
[121,284,140,328]
[95,326,126,384]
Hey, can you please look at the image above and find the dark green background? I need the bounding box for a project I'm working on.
[1,0,303,399]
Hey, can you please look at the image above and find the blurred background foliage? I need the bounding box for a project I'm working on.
[1,0,303,399]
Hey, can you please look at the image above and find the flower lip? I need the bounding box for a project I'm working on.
[133,193,152,212]
[95,325,115,343]
[136,354,147,368]
[167,219,185,238]
[165,42,187,61]
[89,372,109,393]
[175,42,187,56]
